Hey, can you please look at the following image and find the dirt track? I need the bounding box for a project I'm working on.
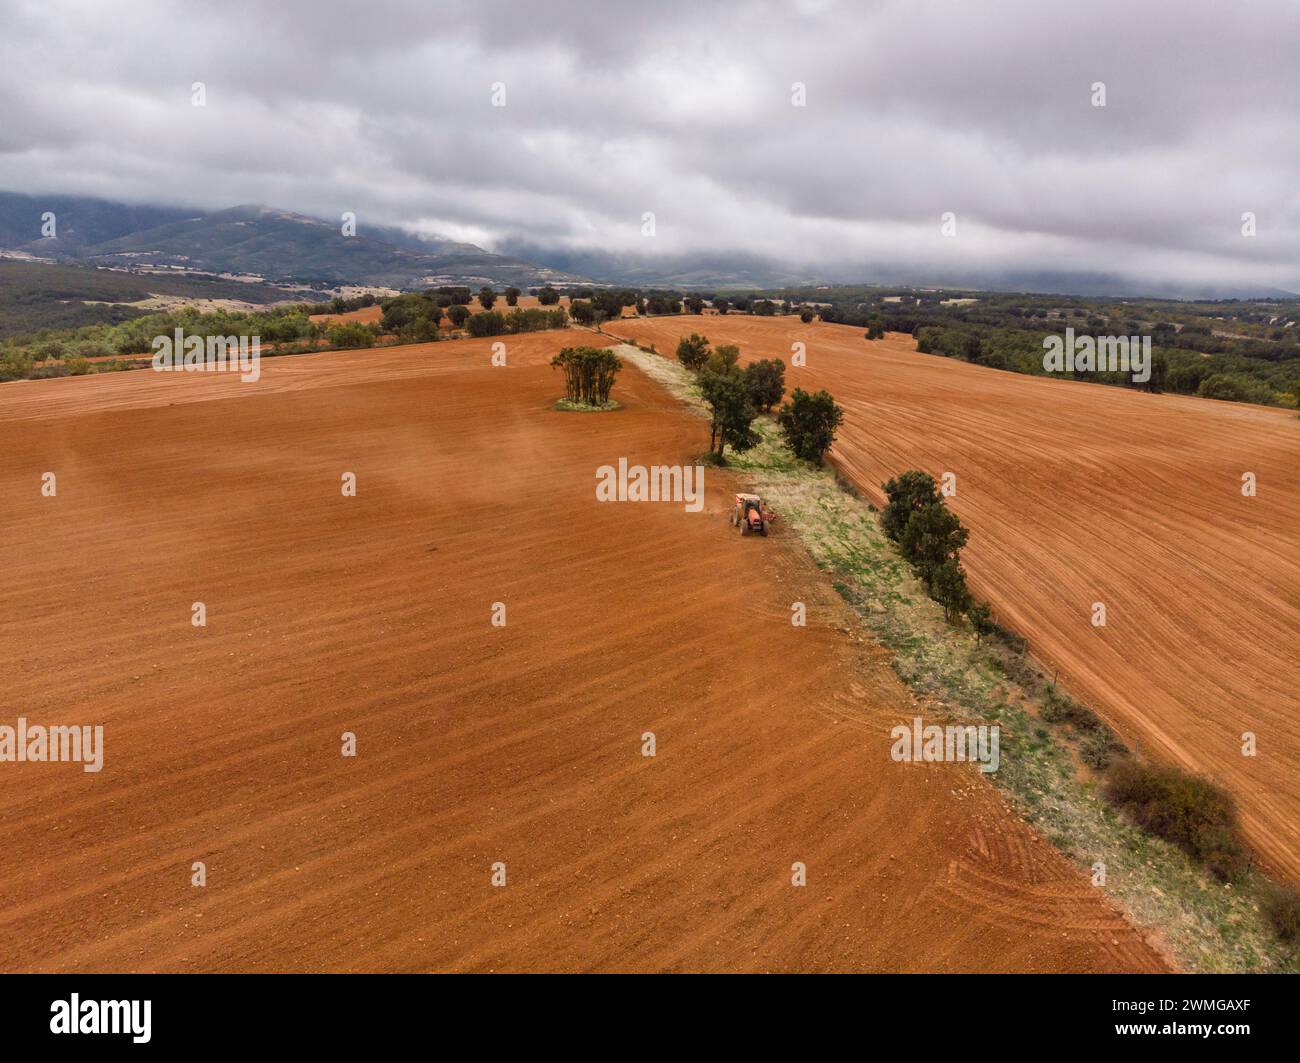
[0,330,1164,971]
[606,315,1300,883]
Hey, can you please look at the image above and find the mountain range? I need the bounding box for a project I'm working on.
[1,191,1294,300]
[0,192,581,290]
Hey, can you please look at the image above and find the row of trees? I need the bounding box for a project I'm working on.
[879,471,994,634]
[551,346,623,406]
[673,333,843,464]
[467,307,568,337]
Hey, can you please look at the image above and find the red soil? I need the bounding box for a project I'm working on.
[0,330,1164,971]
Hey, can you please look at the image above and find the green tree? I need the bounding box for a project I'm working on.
[880,470,942,542]
[447,304,471,328]
[968,601,995,643]
[799,308,815,323]
[505,287,521,306]
[699,367,759,460]
[467,310,506,337]
[706,344,740,373]
[899,503,969,592]
[478,288,497,310]
[931,558,972,621]
[675,333,710,373]
[537,287,560,306]
[743,358,785,412]
[776,388,844,464]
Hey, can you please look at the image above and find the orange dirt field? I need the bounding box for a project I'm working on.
[0,330,1164,972]
[605,315,1300,883]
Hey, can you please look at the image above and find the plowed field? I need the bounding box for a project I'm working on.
[0,330,1163,971]
[606,314,1300,882]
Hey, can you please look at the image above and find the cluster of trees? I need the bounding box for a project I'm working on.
[467,306,568,337]
[749,283,1300,408]
[672,332,843,465]
[381,293,445,341]
[880,471,987,627]
[299,293,379,316]
[550,346,623,406]
[697,345,762,459]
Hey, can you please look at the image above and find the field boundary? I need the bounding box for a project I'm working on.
[611,339,1299,974]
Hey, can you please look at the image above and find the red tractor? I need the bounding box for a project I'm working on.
[730,493,773,536]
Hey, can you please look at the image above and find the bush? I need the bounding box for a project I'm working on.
[776,387,844,464]
[329,322,377,349]
[1080,732,1122,770]
[1104,759,1248,880]
[969,601,996,643]
[1260,883,1300,942]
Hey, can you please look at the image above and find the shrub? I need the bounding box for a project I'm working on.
[969,601,996,643]
[447,305,471,327]
[776,387,844,464]
[1260,883,1300,942]
[1080,732,1122,770]
[329,321,377,349]
[1104,759,1248,880]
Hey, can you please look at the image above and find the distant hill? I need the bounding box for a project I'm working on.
[0,260,308,340]
[0,192,584,290]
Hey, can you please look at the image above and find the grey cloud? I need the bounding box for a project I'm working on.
[0,0,1296,291]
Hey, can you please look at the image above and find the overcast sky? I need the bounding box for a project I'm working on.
[2,0,1298,291]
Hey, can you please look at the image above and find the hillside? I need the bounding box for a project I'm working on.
[0,192,583,290]
[0,260,314,340]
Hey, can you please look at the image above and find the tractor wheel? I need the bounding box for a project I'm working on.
[760,521,767,537]
[740,520,749,535]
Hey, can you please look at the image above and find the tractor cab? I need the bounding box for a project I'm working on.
[730,493,772,536]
